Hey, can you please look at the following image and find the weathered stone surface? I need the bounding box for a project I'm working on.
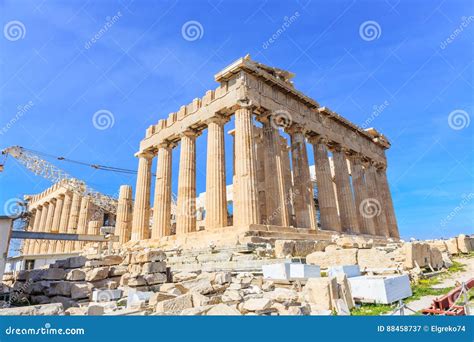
[29,281,51,294]
[306,249,358,268]
[109,265,128,277]
[87,305,104,315]
[302,277,337,311]
[149,292,177,306]
[402,242,431,268]
[214,272,231,285]
[266,288,298,303]
[335,274,354,310]
[47,281,72,296]
[457,234,473,253]
[31,295,50,304]
[142,262,166,274]
[294,240,318,257]
[66,256,86,269]
[357,248,400,269]
[42,268,66,280]
[173,272,198,282]
[143,273,167,285]
[71,282,94,299]
[66,269,86,281]
[274,240,295,258]
[86,267,110,282]
[156,294,194,313]
[222,289,242,303]
[446,238,459,255]
[206,303,241,315]
[191,292,210,307]
[102,255,124,266]
[0,303,64,316]
[49,296,77,310]
[430,247,444,269]
[179,278,213,295]
[241,298,272,312]
[128,276,147,287]
[132,249,166,264]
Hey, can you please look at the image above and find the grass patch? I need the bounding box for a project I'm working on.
[447,260,466,274]
[407,278,453,302]
[351,303,396,316]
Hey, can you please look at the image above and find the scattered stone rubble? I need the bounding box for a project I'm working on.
[1,234,472,316]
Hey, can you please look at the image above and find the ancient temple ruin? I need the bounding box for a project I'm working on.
[129,56,399,248]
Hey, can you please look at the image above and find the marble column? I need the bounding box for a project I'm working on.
[176,130,197,235]
[364,161,389,237]
[77,196,91,247]
[24,210,36,255]
[260,117,286,226]
[67,193,82,252]
[48,195,64,254]
[288,126,317,229]
[205,117,228,229]
[310,137,341,232]
[280,136,294,226]
[31,207,42,255]
[34,205,46,254]
[350,155,376,235]
[332,146,359,233]
[43,199,56,254]
[376,165,399,238]
[116,185,133,243]
[57,192,72,253]
[233,107,260,227]
[131,151,153,241]
[151,144,173,238]
[255,128,267,224]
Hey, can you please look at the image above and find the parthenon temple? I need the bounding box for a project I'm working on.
[128,55,399,248]
[19,56,399,257]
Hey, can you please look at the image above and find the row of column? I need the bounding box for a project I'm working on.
[23,192,98,255]
[130,106,399,241]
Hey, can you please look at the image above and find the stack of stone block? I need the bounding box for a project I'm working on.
[121,249,168,292]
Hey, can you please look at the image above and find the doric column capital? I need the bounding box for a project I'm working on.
[135,150,154,159]
[157,140,176,150]
[180,128,201,139]
[205,114,229,126]
[375,162,387,171]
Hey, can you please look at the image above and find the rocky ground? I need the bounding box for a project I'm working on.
[1,234,472,316]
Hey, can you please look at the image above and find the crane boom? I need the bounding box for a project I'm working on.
[2,146,118,214]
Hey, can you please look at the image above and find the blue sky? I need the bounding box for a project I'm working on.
[0,0,472,240]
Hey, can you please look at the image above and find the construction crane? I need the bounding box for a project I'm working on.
[1,146,118,215]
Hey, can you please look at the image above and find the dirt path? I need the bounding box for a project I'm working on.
[435,255,474,288]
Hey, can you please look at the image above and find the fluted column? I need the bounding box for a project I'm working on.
[288,126,317,229]
[77,197,91,247]
[259,117,287,226]
[116,185,133,243]
[350,155,375,235]
[376,165,399,238]
[56,192,72,253]
[24,210,36,255]
[131,151,153,241]
[205,116,228,229]
[48,195,64,254]
[151,144,173,238]
[67,193,81,252]
[364,161,389,237]
[43,199,56,254]
[280,136,294,226]
[332,146,359,233]
[255,128,267,223]
[33,205,46,254]
[233,107,260,227]
[31,207,42,255]
[176,130,197,235]
[310,137,341,232]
